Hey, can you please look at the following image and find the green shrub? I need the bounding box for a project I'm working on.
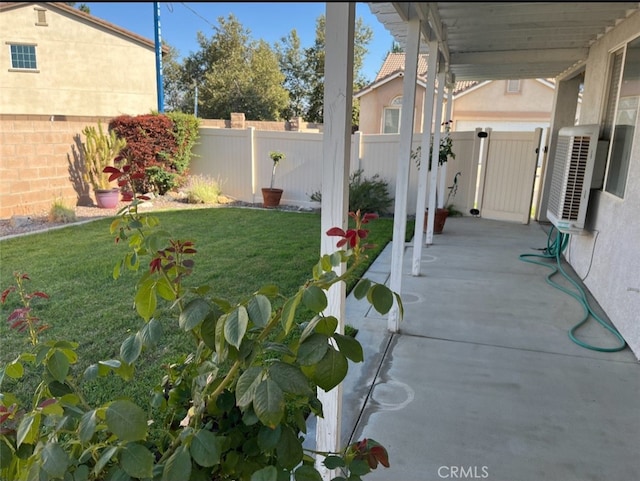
[166,111,201,175]
[310,169,394,214]
[184,174,222,204]
[48,199,77,223]
[145,165,179,195]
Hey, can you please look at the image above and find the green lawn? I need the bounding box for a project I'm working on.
[1,207,412,408]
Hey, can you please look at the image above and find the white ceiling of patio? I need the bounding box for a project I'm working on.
[368,2,640,81]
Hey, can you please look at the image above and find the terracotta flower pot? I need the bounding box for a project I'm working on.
[423,208,449,234]
[94,188,120,209]
[262,188,283,208]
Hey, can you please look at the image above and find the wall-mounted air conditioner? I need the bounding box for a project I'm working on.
[546,124,608,235]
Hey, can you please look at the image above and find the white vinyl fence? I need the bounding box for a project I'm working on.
[190,127,540,218]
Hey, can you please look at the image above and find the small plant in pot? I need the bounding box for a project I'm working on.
[262,151,285,208]
[411,121,456,233]
[82,121,127,208]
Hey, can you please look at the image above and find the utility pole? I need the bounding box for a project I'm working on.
[154,2,164,113]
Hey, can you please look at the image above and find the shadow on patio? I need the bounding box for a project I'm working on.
[313,216,639,481]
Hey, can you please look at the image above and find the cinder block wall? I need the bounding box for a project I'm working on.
[0,115,107,218]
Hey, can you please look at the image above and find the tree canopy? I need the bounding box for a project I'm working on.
[164,12,373,126]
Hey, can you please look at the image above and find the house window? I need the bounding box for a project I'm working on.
[383,96,402,134]
[9,44,38,70]
[506,79,521,93]
[602,36,640,198]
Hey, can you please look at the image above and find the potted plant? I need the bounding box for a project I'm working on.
[81,121,126,208]
[411,121,456,233]
[262,150,285,207]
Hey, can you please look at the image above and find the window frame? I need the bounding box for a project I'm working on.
[8,43,39,71]
[601,36,640,199]
[382,96,403,134]
[506,79,521,94]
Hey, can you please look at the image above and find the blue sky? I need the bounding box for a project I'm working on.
[83,2,395,83]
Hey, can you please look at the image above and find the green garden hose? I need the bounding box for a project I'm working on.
[519,226,627,352]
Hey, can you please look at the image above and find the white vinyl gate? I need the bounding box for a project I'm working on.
[476,129,543,224]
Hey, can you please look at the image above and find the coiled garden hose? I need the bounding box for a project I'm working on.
[519,226,627,353]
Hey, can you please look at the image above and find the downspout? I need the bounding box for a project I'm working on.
[153,2,164,113]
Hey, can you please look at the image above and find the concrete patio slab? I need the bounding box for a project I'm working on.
[310,216,639,481]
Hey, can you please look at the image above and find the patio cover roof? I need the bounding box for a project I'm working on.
[368,2,640,81]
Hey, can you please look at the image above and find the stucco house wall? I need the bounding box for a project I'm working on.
[562,10,640,357]
[453,79,554,131]
[358,76,426,134]
[0,2,158,117]
[357,68,554,134]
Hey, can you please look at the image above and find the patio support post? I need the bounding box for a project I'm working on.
[412,39,439,274]
[388,16,421,333]
[438,83,454,208]
[248,127,256,203]
[317,3,355,478]
[426,68,446,245]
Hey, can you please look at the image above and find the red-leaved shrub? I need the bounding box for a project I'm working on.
[109,114,179,193]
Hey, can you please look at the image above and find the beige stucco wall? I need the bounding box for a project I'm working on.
[358,77,426,134]
[358,77,552,134]
[0,3,157,116]
[454,79,553,127]
[559,10,640,358]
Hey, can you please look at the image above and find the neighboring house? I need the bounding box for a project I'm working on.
[0,2,162,116]
[355,52,556,134]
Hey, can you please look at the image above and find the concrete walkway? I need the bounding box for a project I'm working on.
[319,216,639,481]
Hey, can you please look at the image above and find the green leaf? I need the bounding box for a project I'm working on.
[215,313,227,361]
[353,279,371,300]
[120,334,142,364]
[236,367,263,408]
[349,459,371,476]
[302,285,328,313]
[16,412,40,447]
[105,400,147,442]
[281,290,302,334]
[253,379,284,428]
[135,279,157,321]
[276,426,303,470]
[323,455,346,469]
[162,445,192,481]
[190,429,223,467]
[94,446,118,477]
[179,298,210,331]
[297,333,329,366]
[47,350,70,383]
[41,442,69,478]
[0,439,13,469]
[258,284,279,296]
[248,294,271,327]
[311,346,348,391]
[224,306,249,349]
[257,424,282,451]
[251,465,278,481]
[269,362,312,396]
[367,284,394,315]
[78,410,97,443]
[5,361,23,379]
[155,275,175,301]
[333,334,364,363]
[140,318,163,347]
[295,465,323,481]
[201,313,217,350]
[73,464,89,481]
[120,443,154,478]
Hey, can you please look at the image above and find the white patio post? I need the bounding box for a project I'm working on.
[426,68,446,245]
[317,2,354,479]
[412,39,438,275]
[387,16,421,333]
[438,82,454,208]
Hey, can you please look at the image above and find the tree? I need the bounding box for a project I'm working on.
[162,43,189,112]
[181,14,288,120]
[275,30,308,120]
[65,2,90,13]
[303,15,373,125]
